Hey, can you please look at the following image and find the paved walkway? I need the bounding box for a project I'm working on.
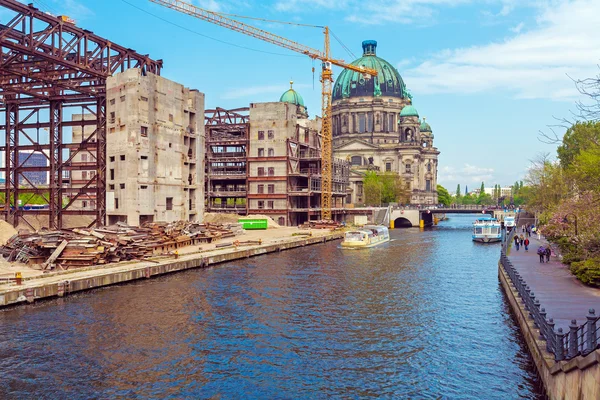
[507,233,600,331]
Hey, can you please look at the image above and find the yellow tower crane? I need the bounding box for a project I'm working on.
[148,0,378,220]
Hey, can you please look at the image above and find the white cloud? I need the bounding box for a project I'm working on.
[221,83,311,100]
[403,0,600,100]
[439,164,495,185]
[196,0,223,12]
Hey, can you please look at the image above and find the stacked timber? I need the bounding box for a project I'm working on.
[299,220,341,230]
[0,221,237,269]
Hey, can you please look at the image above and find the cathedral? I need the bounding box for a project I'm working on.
[331,40,439,205]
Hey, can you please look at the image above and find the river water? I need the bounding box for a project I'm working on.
[0,215,544,399]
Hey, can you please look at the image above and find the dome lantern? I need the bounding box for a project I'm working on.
[279,80,305,107]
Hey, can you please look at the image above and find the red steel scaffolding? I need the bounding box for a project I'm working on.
[0,0,162,229]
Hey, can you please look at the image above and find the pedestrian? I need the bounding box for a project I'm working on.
[537,246,545,263]
[522,225,525,233]
[513,234,520,251]
[527,227,531,237]
[545,245,551,263]
[524,237,530,251]
[519,234,524,247]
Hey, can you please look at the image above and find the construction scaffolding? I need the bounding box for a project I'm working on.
[0,0,162,229]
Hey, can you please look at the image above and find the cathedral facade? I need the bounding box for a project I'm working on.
[331,40,439,205]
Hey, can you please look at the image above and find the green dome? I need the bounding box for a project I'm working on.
[420,119,432,132]
[333,40,407,101]
[279,81,305,107]
[400,104,419,117]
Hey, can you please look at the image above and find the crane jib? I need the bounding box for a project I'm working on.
[148,0,378,220]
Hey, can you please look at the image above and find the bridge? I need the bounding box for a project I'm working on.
[389,205,516,228]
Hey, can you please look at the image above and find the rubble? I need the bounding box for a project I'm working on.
[0,221,241,269]
[298,220,342,230]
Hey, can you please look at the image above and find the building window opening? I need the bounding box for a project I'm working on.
[258,184,264,194]
[268,148,274,157]
[258,167,265,176]
[258,130,265,140]
[258,148,264,157]
[115,198,119,209]
[268,130,274,139]
[358,113,366,133]
[166,197,173,211]
[120,155,125,161]
[405,163,411,173]
[268,184,275,194]
[141,126,148,137]
[426,180,431,192]
[386,162,392,172]
[258,201,264,209]
[351,156,362,166]
[268,201,274,209]
[110,169,115,180]
[268,167,275,176]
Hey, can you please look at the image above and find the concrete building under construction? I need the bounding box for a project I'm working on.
[104,69,205,226]
[206,83,350,226]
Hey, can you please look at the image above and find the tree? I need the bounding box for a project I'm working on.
[479,181,485,195]
[437,184,452,206]
[456,184,461,198]
[363,171,382,206]
[363,171,410,206]
[557,121,600,168]
[570,144,600,192]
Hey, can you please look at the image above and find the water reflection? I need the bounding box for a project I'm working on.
[0,215,544,399]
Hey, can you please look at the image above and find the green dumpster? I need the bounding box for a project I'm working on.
[238,219,268,230]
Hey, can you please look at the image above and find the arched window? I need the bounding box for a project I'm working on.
[278,217,285,226]
[351,156,362,166]
[405,163,411,173]
[427,163,432,172]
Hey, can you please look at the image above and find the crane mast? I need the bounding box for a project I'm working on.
[148,0,378,220]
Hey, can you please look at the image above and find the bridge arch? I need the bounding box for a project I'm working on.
[393,217,413,228]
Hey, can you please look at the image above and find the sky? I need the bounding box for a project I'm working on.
[7,0,600,192]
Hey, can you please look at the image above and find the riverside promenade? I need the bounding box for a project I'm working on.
[500,230,600,399]
[507,234,600,330]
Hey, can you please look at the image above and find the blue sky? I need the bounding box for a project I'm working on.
[15,0,600,192]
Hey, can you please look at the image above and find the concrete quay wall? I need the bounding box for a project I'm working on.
[0,232,343,308]
[498,262,600,400]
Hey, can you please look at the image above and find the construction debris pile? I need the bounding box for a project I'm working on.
[0,221,242,269]
[299,220,342,230]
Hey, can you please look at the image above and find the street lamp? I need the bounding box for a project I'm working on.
[563,213,578,236]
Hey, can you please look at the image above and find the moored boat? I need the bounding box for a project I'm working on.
[472,216,502,243]
[341,225,390,248]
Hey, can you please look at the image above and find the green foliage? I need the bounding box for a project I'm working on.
[437,184,452,206]
[570,257,600,287]
[570,144,600,192]
[363,171,410,206]
[456,184,461,198]
[557,121,600,168]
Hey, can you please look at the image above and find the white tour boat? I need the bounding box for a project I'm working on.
[341,225,390,248]
[472,216,502,243]
[504,216,516,232]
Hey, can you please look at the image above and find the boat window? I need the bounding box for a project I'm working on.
[345,232,364,242]
[475,228,483,234]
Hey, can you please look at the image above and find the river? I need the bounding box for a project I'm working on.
[0,215,544,399]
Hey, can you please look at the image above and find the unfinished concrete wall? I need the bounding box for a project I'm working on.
[105,69,205,226]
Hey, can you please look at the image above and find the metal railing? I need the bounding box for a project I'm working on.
[500,229,600,361]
